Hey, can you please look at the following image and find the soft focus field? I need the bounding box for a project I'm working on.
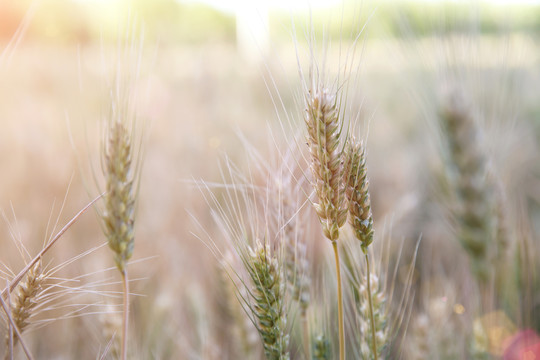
[1,0,540,359]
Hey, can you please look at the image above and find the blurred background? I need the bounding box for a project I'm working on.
[0,0,540,358]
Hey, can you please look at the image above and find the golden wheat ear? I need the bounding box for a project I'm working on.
[304,82,348,360]
[2,260,43,360]
[0,195,101,360]
[304,86,348,242]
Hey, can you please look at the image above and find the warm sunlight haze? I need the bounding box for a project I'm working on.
[0,0,539,359]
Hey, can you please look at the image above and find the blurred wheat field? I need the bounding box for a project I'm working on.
[1,0,540,359]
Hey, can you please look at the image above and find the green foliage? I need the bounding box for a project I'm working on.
[312,334,331,360]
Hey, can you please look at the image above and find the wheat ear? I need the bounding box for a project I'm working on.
[0,292,32,360]
[439,89,495,289]
[408,314,429,359]
[343,139,379,359]
[10,261,43,339]
[103,120,136,273]
[358,273,387,360]
[343,140,374,253]
[247,242,289,360]
[3,261,43,360]
[304,87,348,242]
[312,334,331,360]
[100,21,144,360]
[100,305,122,359]
[304,85,347,360]
[102,118,138,360]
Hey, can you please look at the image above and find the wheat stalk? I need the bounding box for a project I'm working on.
[343,138,379,359]
[439,88,496,294]
[304,83,347,360]
[99,22,144,360]
[102,116,138,360]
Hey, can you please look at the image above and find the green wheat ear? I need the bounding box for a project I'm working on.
[99,25,144,360]
[103,119,136,273]
[343,139,374,253]
[312,334,331,360]
[439,89,496,285]
[247,241,289,360]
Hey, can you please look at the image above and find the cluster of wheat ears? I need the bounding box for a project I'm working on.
[195,43,530,358]
[0,8,538,360]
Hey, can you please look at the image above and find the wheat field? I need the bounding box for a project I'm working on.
[0,0,539,359]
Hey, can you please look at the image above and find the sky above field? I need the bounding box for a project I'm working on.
[182,0,540,13]
[71,0,540,12]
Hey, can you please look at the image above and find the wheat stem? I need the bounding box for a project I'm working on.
[365,253,378,360]
[5,281,12,360]
[121,269,129,360]
[332,241,345,360]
